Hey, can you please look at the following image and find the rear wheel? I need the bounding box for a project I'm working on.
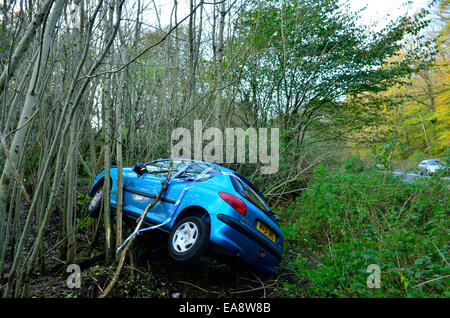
[168,216,209,263]
[87,187,103,218]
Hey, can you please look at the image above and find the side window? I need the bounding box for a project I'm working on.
[144,161,169,176]
[144,160,189,177]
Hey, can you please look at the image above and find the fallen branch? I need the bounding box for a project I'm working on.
[100,158,174,298]
[178,280,221,294]
[412,275,450,289]
[430,240,449,267]
[47,253,106,274]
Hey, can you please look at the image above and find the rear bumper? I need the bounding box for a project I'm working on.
[217,214,282,262]
[211,213,282,274]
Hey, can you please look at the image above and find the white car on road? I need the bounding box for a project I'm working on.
[418,159,442,176]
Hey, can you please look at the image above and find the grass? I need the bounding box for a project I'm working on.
[277,165,449,297]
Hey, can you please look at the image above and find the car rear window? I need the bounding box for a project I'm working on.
[230,175,270,213]
[176,163,209,178]
[233,173,268,203]
[144,160,190,177]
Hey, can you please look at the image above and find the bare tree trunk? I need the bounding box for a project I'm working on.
[65,112,79,265]
[415,102,431,149]
[0,2,65,296]
[215,0,226,128]
[0,0,54,95]
[3,0,123,297]
[20,0,124,296]
[102,2,117,262]
[2,0,66,297]
[102,80,113,261]
[114,38,127,256]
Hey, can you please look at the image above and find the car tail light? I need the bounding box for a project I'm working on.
[219,192,247,216]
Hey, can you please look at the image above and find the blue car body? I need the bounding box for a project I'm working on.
[88,158,283,274]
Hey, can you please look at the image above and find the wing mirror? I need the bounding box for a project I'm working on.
[132,163,145,176]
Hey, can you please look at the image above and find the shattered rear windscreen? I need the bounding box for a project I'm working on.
[144,160,190,177]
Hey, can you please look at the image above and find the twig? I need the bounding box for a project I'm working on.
[430,241,449,267]
[229,273,291,295]
[229,282,277,294]
[178,280,221,294]
[412,275,450,289]
[78,0,205,81]
[253,271,266,298]
[124,265,146,276]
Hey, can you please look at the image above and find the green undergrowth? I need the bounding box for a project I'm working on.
[278,167,449,297]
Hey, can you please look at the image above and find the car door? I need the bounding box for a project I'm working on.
[123,160,195,224]
[123,165,165,224]
[123,160,175,223]
[149,161,218,223]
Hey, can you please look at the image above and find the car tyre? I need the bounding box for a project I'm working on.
[87,187,103,218]
[168,216,209,263]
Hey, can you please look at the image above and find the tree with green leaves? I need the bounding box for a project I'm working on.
[235,0,432,146]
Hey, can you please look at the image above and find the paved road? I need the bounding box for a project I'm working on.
[391,169,449,183]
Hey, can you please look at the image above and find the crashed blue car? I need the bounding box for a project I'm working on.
[87,158,283,274]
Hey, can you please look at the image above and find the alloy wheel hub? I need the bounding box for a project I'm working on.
[172,222,199,253]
